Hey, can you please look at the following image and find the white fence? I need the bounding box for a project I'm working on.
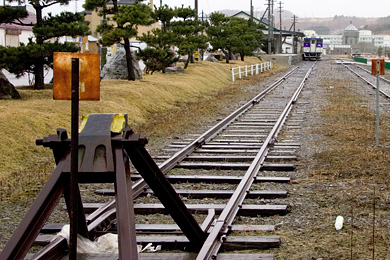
[231,61,273,82]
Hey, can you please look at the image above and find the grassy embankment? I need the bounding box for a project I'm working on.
[0,57,279,204]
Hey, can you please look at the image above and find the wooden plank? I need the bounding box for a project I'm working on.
[271,145,299,149]
[176,162,295,171]
[231,224,275,232]
[83,203,288,216]
[222,236,280,250]
[194,149,260,153]
[169,144,262,149]
[273,143,300,147]
[28,252,274,260]
[218,134,267,138]
[42,223,275,235]
[231,122,275,126]
[211,139,263,143]
[36,235,280,251]
[223,129,270,133]
[95,189,288,199]
[200,144,262,149]
[130,174,291,184]
[184,155,296,162]
[176,162,251,170]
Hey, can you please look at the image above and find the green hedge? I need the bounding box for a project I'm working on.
[353,57,390,70]
[353,57,367,64]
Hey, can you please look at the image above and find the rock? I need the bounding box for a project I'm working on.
[101,49,142,80]
[179,55,188,62]
[165,66,185,73]
[205,55,219,63]
[0,70,21,99]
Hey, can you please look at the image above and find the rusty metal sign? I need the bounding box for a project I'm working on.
[53,52,100,100]
[372,58,385,76]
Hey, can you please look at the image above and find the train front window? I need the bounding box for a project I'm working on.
[311,40,315,44]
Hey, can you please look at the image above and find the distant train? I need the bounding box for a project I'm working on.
[302,38,323,60]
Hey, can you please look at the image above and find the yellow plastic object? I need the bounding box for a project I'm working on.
[78,114,127,133]
[79,114,89,133]
[110,114,127,133]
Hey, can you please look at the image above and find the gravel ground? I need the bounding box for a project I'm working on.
[2,56,388,259]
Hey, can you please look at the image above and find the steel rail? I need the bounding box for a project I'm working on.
[85,66,300,226]
[355,65,390,85]
[340,61,390,99]
[196,62,316,260]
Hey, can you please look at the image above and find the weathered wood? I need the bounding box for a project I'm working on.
[130,174,291,184]
[176,162,295,171]
[230,122,276,126]
[169,144,262,149]
[27,252,274,260]
[35,235,280,251]
[94,189,288,199]
[217,134,267,138]
[42,223,275,234]
[222,129,270,133]
[83,203,288,216]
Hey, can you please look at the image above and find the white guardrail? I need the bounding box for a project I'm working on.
[231,61,273,82]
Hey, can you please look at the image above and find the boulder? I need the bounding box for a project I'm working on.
[0,70,21,99]
[205,55,219,63]
[101,49,143,80]
[165,66,185,73]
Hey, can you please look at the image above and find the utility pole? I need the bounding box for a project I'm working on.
[267,0,274,54]
[195,0,198,20]
[278,1,283,53]
[160,0,162,7]
[292,15,297,54]
[250,0,253,21]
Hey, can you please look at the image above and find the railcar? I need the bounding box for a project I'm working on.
[302,37,323,60]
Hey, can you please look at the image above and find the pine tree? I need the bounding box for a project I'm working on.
[172,6,207,69]
[136,5,179,74]
[205,12,232,63]
[206,13,266,63]
[83,0,153,81]
[0,2,90,89]
[229,18,266,61]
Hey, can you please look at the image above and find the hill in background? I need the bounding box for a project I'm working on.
[217,9,390,35]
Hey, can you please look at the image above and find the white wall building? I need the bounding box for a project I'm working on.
[319,35,343,45]
[373,35,390,47]
[0,6,35,47]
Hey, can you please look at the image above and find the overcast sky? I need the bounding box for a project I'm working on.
[43,0,390,18]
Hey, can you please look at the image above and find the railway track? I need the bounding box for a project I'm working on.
[2,61,316,260]
[338,59,390,99]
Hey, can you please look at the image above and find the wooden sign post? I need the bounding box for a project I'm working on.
[372,58,385,147]
[53,52,100,259]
